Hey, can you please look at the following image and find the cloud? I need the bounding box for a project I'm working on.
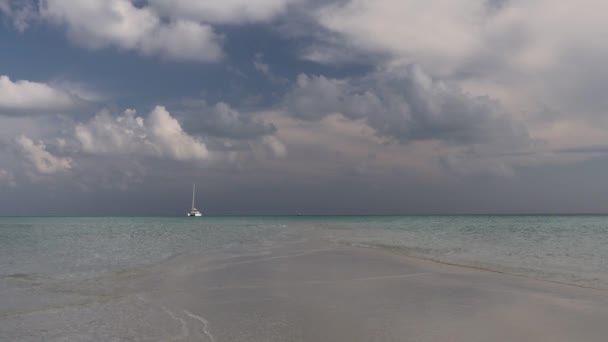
[0,75,87,115]
[0,101,287,189]
[285,64,530,147]
[556,145,608,155]
[16,134,73,174]
[310,0,483,74]
[0,0,37,31]
[0,168,16,187]
[2,0,300,63]
[75,106,209,161]
[175,101,288,160]
[41,0,222,62]
[309,0,608,123]
[0,105,291,194]
[148,0,295,24]
[262,135,287,158]
[284,0,608,181]
[253,53,271,75]
[252,53,289,85]
[179,101,277,140]
[309,0,566,73]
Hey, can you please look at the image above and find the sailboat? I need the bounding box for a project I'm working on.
[187,184,203,217]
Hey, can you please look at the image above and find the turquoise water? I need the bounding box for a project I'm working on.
[0,217,296,281]
[1,216,608,287]
[311,215,608,288]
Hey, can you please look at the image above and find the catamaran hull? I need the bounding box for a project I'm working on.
[187,184,203,216]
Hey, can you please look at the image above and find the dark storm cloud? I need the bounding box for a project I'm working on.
[285,64,530,147]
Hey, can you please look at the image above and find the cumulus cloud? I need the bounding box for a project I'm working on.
[0,102,287,189]
[180,101,277,140]
[175,100,287,159]
[309,0,562,73]
[75,106,209,161]
[0,75,86,115]
[16,134,73,174]
[40,0,222,62]
[285,64,530,147]
[0,104,292,194]
[1,0,302,63]
[148,0,294,24]
[310,0,608,121]
[311,0,484,74]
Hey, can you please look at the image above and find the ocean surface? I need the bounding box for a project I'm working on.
[1,216,608,340]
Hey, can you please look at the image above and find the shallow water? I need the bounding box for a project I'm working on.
[309,215,608,288]
[1,216,608,341]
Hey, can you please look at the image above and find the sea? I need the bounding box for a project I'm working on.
[1,216,608,340]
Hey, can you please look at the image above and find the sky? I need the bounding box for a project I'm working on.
[1,0,608,215]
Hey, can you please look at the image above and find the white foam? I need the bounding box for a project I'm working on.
[184,309,216,342]
[161,306,190,341]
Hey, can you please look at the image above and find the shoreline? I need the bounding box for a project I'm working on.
[340,241,608,293]
[146,241,608,341]
[3,232,608,341]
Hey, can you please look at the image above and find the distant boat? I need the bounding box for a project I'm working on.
[187,184,202,217]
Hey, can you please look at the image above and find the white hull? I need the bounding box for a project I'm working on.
[187,184,203,216]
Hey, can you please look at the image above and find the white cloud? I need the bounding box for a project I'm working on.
[262,135,287,158]
[41,0,222,62]
[16,135,73,174]
[0,75,85,115]
[312,0,608,108]
[312,0,570,73]
[285,64,530,147]
[75,106,209,161]
[306,0,608,160]
[148,0,294,24]
[313,0,485,74]
[485,1,608,118]
[3,0,297,63]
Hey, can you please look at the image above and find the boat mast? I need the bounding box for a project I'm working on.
[191,184,196,210]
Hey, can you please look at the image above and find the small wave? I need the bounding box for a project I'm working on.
[4,273,34,279]
[2,273,48,287]
[340,241,608,291]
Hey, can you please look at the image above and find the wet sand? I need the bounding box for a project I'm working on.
[4,241,608,341]
[124,242,608,341]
